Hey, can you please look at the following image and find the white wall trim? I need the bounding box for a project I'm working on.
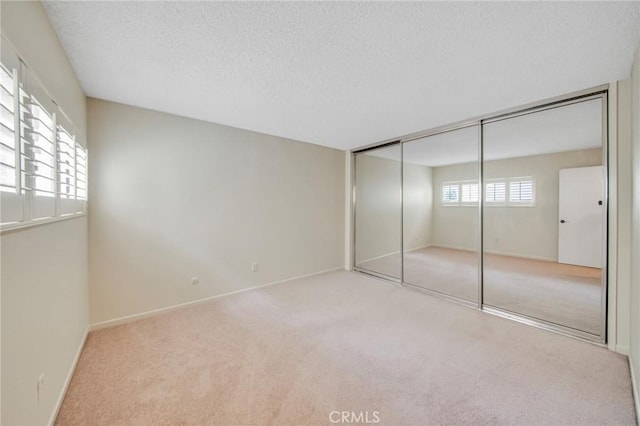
[356,250,402,266]
[405,244,432,253]
[617,345,630,356]
[48,326,89,426]
[608,80,619,352]
[345,150,353,270]
[629,356,640,422]
[0,212,86,235]
[89,267,343,331]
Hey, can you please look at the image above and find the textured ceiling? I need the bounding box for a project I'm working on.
[42,1,640,151]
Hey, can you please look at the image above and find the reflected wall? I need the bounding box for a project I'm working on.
[354,144,402,279]
[402,126,479,302]
[482,98,605,336]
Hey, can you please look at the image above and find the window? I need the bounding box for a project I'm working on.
[0,49,88,230]
[484,176,535,206]
[76,142,87,201]
[442,184,459,203]
[485,181,506,203]
[441,180,478,206]
[57,124,75,199]
[509,179,534,203]
[442,177,535,207]
[24,96,56,197]
[0,63,16,193]
[461,183,479,203]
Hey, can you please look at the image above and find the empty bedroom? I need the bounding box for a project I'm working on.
[2,1,640,425]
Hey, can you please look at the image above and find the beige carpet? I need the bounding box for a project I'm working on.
[359,246,602,335]
[56,271,634,425]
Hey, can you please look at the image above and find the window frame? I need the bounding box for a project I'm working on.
[484,176,536,207]
[0,48,88,233]
[441,180,479,207]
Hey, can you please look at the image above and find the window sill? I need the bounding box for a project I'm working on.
[485,203,536,208]
[1,212,86,235]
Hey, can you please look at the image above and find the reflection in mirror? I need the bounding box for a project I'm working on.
[402,126,479,302]
[482,98,604,336]
[354,144,402,279]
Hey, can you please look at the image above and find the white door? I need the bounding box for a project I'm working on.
[558,166,604,268]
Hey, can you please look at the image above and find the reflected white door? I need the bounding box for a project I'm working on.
[558,166,604,268]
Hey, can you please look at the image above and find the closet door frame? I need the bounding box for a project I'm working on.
[480,92,608,344]
[352,140,403,283]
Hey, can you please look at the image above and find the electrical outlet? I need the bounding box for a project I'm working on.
[191,276,199,285]
[251,263,258,272]
[36,373,45,403]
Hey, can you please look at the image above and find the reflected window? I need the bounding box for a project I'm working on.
[509,178,535,204]
[461,183,479,203]
[441,184,459,204]
[442,181,478,205]
[484,177,535,206]
[485,181,506,203]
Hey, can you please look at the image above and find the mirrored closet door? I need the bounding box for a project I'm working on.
[482,97,606,337]
[402,126,479,303]
[352,90,607,342]
[354,143,402,280]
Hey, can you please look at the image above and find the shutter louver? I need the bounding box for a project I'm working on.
[486,182,506,203]
[509,180,534,203]
[76,142,87,212]
[461,183,479,203]
[1,48,88,230]
[0,64,16,193]
[442,184,459,203]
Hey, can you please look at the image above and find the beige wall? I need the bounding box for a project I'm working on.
[1,1,86,135]
[432,149,602,261]
[629,39,640,414]
[88,99,345,324]
[0,2,89,425]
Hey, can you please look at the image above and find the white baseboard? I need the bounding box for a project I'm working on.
[89,267,343,331]
[430,243,477,253]
[617,344,630,356]
[48,326,89,426]
[357,250,401,265]
[405,244,432,252]
[629,357,640,422]
[357,244,433,266]
[484,249,556,263]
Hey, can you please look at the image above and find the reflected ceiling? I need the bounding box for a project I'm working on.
[371,98,602,167]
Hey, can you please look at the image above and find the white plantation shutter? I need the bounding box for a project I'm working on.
[461,183,479,203]
[57,122,77,214]
[0,65,16,191]
[442,184,459,203]
[22,90,56,219]
[509,179,534,203]
[1,45,89,230]
[75,135,87,213]
[485,181,506,203]
[0,60,25,224]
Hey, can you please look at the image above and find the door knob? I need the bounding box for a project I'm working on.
[560,220,566,223]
